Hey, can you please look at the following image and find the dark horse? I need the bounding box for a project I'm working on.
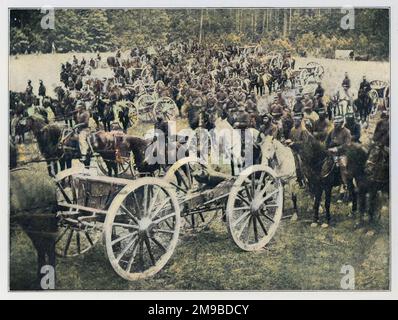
[291,134,367,226]
[10,141,58,289]
[356,143,389,224]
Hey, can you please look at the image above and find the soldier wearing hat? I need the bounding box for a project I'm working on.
[26,80,33,95]
[345,112,361,143]
[75,102,91,167]
[38,80,46,98]
[233,103,250,129]
[313,109,331,143]
[342,72,351,90]
[286,112,310,187]
[325,115,352,193]
[293,95,304,113]
[314,82,325,98]
[373,111,389,148]
[303,101,319,123]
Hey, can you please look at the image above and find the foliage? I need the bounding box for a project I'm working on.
[9,8,389,59]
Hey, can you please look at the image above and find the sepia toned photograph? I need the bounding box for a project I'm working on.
[8,5,390,291]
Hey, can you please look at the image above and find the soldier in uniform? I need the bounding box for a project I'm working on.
[345,112,361,143]
[38,80,46,98]
[286,113,311,187]
[26,80,33,95]
[373,111,389,148]
[314,82,325,98]
[75,102,91,167]
[313,109,331,143]
[324,116,352,197]
[233,103,251,129]
[293,95,304,113]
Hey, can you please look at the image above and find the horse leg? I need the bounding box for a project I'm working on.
[324,186,332,226]
[59,157,65,171]
[356,182,367,227]
[36,248,46,289]
[368,188,378,224]
[312,188,322,226]
[348,180,357,217]
[106,161,112,176]
[52,161,59,175]
[46,161,53,176]
[291,192,298,221]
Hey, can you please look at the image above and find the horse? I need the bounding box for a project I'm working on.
[10,142,58,289]
[23,115,73,176]
[290,134,367,226]
[356,143,389,224]
[88,131,156,177]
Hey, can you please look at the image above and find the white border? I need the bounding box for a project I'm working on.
[0,0,396,300]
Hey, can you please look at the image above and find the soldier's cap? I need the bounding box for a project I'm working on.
[28,80,31,83]
[295,95,303,100]
[345,112,355,118]
[271,111,282,116]
[318,108,326,115]
[333,115,344,123]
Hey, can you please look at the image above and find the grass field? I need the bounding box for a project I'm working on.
[9,53,390,290]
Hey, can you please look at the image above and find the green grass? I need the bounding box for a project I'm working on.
[10,181,389,290]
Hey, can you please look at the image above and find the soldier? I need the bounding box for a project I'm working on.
[373,111,389,148]
[233,103,251,129]
[26,80,33,95]
[325,116,352,197]
[342,72,351,90]
[38,80,46,98]
[345,112,361,143]
[286,113,310,187]
[293,95,304,113]
[313,109,331,143]
[276,90,287,107]
[314,82,325,98]
[303,104,319,123]
[75,102,91,167]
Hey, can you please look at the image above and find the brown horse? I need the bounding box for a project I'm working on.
[290,134,367,226]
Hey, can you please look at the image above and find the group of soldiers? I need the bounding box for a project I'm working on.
[10,42,389,183]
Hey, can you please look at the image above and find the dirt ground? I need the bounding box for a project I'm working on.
[9,53,390,290]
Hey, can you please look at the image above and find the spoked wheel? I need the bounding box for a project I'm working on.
[154,97,178,121]
[136,94,156,122]
[226,165,283,251]
[54,168,103,257]
[164,157,218,232]
[104,178,180,280]
[368,89,379,105]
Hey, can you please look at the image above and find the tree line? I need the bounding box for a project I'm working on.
[10,8,389,59]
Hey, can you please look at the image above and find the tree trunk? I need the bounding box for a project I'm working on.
[283,9,288,37]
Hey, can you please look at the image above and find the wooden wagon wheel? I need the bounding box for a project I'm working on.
[164,157,218,232]
[299,69,310,85]
[226,165,283,251]
[368,89,379,104]
[370,80,389,90]
[306,62,324,80]
[136,94,156,122]
[104,178,180,280]
[154,97,178,121]
[54,168,103,257]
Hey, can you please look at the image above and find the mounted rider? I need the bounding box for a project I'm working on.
[75,102,91,167]
[324,115,352,194]
[313,109,331,143]
[344,112,361,143]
